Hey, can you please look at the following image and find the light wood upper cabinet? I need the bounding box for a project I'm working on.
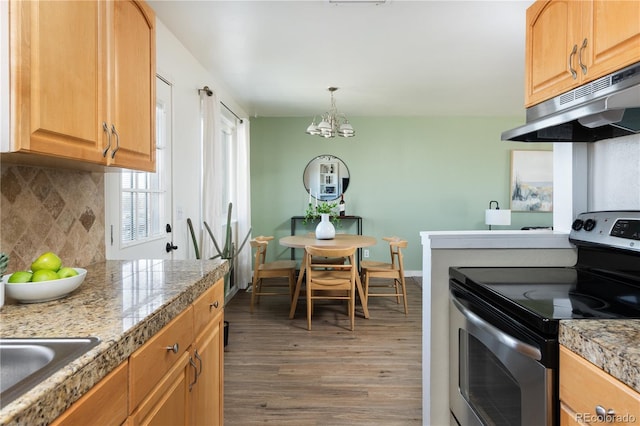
[9,0,108,164]
[108,0,156,171]
[587,1,640,80]
[525,0,640,107]
[7,0,155,172]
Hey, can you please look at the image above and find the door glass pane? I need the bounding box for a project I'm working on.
[119,99,167,246]
[461,331,521,425]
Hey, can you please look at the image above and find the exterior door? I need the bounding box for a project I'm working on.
[105,76,173,259]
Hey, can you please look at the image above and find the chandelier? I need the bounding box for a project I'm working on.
[305,87,355,138]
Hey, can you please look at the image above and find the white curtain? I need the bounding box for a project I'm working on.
[200,89,252,291]
[200,90,223,260]
[236,119,252,289]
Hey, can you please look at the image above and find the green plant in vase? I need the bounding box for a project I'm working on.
[303,201,340,226]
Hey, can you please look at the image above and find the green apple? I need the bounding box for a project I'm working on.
[31,269,60,282]
[57,267,78,279]
[31,252,62,272]
[8,271,33,283]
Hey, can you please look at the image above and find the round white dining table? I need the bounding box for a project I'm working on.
[279,234,377,320]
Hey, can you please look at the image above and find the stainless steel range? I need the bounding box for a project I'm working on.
[449,211,640,426]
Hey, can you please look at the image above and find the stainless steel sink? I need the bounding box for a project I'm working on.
[0,337,100,408]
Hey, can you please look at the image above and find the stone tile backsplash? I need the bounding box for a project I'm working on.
[1,164,106,272]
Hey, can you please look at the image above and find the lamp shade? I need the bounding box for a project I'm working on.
[485,209,512,226]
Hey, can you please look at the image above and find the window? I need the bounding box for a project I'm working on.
[119,99,168,246]
[220,107,238,215]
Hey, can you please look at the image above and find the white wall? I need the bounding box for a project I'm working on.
[155,19,247,259]
[588,134,640,210]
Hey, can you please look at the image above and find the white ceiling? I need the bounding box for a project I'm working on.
[148,0,533,118]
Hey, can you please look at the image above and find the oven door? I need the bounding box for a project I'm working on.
[449,284,555,426]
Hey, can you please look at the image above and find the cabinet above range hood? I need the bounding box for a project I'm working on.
[502,61,640,142]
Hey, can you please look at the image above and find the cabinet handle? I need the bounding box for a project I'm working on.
[594,405,615,422]
[579,38,588,75]
[102,122,111,157]
[568,44,578,79]
[209,300,219,310]
[110,124,120,159]
[165,343,179,353]
[194,350,203,377]
[189,356,198,391]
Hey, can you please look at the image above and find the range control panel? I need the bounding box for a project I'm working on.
[570,211,640,252]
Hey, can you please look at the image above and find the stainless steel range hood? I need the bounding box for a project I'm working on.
[502,61,640,142]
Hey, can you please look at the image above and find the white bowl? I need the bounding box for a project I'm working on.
[3,268,87,303]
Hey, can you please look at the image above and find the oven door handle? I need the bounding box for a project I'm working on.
[451,294,542,361]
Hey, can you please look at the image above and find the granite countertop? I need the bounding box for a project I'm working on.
[0,259,229,426]
[560,320,640,394]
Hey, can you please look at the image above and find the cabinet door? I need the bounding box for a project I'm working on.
[129,351,191,426]
[525,0,582,107]
[585,0,640,80]
[191,313,224,426]
[51,361,128,426]
[9,0,108,163]
[108,0,155,172]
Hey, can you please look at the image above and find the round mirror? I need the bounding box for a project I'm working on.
[303,155,350,201]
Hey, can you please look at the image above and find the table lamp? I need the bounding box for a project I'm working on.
[485,200,511,230]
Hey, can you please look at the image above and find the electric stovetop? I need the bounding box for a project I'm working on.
[450,211,640,335]
[450,266,640,328]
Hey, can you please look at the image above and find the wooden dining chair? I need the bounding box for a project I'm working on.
[304,245,357,331]
[249,236,297,313]
[360,236,409,314]
[307,232,345,266]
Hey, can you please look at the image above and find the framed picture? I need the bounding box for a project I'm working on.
[510,150,553,212]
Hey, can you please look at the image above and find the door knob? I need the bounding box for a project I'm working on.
[166,242,178,252]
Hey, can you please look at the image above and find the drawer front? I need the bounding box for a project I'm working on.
[129,306,194,411]
[193,278,224,337]
[560,346,640,425]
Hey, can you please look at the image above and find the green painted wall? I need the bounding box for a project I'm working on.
[250,116,552,271]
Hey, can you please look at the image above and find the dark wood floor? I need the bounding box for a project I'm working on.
[223,277,422,425]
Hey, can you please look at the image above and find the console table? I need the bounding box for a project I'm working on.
[289,215,363,261]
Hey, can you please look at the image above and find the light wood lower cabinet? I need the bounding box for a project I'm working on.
[191,279,225,426]
[560,345,640,425]
[191,310,224,425]
[51,361,128,426]
[128,306,194,425]
[127,277,225,426]
[128,351,191,425]
[51,278,225,425]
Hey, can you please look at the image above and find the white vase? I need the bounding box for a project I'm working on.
[315,213,335,240]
